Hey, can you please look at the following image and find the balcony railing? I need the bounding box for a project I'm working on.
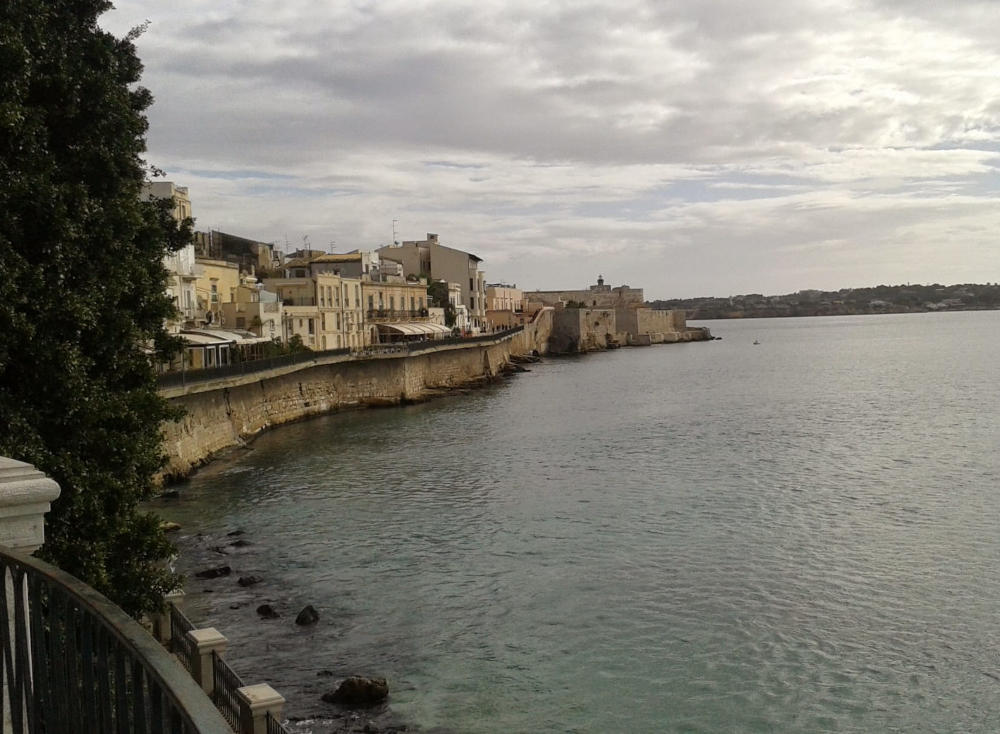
[0,544,231,734]
[365,309,429,322]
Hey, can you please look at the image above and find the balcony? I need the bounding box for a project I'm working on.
[365,309,430,323]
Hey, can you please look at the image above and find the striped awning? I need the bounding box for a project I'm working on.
[377,322,453,336]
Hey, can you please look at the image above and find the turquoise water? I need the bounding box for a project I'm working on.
[158,311,1000,733]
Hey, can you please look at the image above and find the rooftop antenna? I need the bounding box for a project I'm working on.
[392,219,399,246]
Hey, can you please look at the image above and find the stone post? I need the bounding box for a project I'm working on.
[152,588,186,646]
[236,684,285,734]
[186,627,228,695]
[0,457,61,734]
[0,457,61,554]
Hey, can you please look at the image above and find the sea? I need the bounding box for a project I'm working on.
[155,310,1000,733]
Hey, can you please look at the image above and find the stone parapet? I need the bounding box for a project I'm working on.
[0,458,61,553]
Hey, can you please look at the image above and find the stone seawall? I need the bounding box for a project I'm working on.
[159,321,554,481]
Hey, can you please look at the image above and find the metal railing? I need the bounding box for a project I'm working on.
[170,603,196,672]
[0,545,231,734]
[211,650,244,730]
[158,347,352,388]
[158,326,524,387]
[265,711,292,734]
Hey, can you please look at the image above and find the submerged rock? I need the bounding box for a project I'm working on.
[161,521,182,533]
[256,604,280,619]
[322,676,389,707]
[230,538,253,547]
[194,565,231,579]
[238,575,263,587]
[295,604,319,626]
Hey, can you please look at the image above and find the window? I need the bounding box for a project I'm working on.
[308,318,315,335]
[319,289,325,307]
[343,286,349,307]
[210,283,218,303]
[390,296,395,311]
[337,313,341,330]
[368,294,374,311]
[470,278,474,291]
[355,285,360,305]
[410,296,415,311]
[336,288,340,306]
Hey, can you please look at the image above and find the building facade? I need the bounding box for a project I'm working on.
[376,233,487,330]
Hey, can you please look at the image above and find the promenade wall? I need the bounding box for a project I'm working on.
[160,320,552,480]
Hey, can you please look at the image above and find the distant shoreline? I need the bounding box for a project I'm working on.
[685,305,1000,320]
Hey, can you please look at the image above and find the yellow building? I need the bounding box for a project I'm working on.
[194,258,240,327]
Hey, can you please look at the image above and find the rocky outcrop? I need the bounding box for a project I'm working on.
[322,677,389,707]
[295,605,319,626]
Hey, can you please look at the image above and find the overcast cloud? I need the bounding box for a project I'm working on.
[102,0,1000,298]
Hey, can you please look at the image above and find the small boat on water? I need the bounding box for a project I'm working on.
[753,339,760,345]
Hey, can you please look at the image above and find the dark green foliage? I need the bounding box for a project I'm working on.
[0,0,184,616]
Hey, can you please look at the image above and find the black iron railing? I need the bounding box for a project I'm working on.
[265,711,292,734]
[170,603,196,672]
[0,545,231,734]
[211,650,243,730]
[158,326,524,386]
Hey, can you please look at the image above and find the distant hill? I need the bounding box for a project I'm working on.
[649,283,1000,320]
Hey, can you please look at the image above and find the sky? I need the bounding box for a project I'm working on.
[102,0,1000,300]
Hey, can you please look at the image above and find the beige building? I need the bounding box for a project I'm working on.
[264,273,364,350]
[194,258,240,327]
[377,234,487,330]
[141,181,198,333]
[220,280,283,340]
[485,284,523,312]
[361,279,436,344]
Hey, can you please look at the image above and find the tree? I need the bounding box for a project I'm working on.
[0,1,186,616]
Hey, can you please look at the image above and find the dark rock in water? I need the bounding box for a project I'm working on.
[208,545,229,555]
[229,603,242,610]
[226,529,245,537]
[295,604,319,626]
[230,538,252,547]
[195,565,231,579]
[322,676,389,707]
[317,669,334,677]
[256,604,280,619]
[238,575,263,587]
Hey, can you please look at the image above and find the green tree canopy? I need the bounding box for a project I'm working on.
[0,0,185,616]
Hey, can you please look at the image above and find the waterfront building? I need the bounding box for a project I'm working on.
[220,277,284,340]
[377,233,487,331]
[194,229,284,275]
[264,272,364,350]
[486,283,524,329]
[141,182,198,333]
[194,257,240,327]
